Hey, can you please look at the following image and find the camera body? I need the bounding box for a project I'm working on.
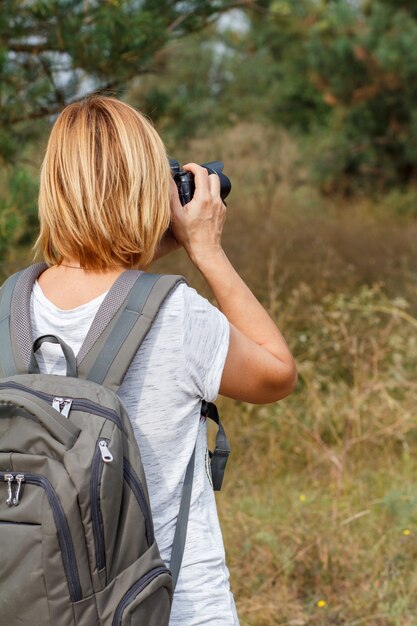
[169,159,231,206]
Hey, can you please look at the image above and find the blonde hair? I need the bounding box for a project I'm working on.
[36,95,171,270]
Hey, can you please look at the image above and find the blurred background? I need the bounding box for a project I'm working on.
[1,1,417,624]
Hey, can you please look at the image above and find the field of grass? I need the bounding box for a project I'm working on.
[156,125,417,625]
[219,283,417,626]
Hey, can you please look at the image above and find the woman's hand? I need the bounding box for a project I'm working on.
[170,163,227,265]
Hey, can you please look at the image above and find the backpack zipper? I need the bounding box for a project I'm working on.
[91,440,107,573]
[91,446,153,577]
[123,458,154,546]
[0,470,82,602]
[111,566,170,626]
[0,381,122,428]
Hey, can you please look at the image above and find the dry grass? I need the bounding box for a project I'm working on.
[216,285,417,625]
[156,125,417,625]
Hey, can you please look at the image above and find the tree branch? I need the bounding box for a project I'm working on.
[5,104,64,125]
[8,42,57,54]
[167,0,256,34]
[5,1,254,126]
[5,67,162,124]
[39,56,66,108]
[5,78,124,125]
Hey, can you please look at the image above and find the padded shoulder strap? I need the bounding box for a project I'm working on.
[8,263,48,373]
[0,270,24,377]
[78,272,186,391]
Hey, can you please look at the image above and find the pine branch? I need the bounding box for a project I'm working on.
[5,79,123,124]
[5,62,165,125]
[7,43,56,54]
[6,105,64,125]
[167,0,256,33]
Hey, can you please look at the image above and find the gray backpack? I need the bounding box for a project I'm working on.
[0,264,230,626]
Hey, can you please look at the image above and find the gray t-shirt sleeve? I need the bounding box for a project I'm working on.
[181,285,230,402]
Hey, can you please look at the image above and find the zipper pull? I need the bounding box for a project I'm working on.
[52,397,63,412]
[60,399,72,418]
[13,474,25,506]
[52,397,73,418]
[99,440,113,463]
[4,473,14,507]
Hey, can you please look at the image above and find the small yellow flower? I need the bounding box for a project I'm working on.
[317,600,327,608]
[299,494,306,502]
[403,529,411,536]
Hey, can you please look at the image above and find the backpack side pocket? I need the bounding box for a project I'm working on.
[112,566,171,626]
[78,547,172,626]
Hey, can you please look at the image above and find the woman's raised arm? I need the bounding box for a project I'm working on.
[170,163,297,404]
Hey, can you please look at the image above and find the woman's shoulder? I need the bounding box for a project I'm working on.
[160,279,224,324]
[151,278,230,402]
[153,278,229,355]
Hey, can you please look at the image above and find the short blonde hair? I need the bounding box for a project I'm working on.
[36,95,171,269]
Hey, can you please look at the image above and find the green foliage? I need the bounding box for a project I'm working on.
[236,0,417,190]
[133,0,417,190]
[0,0,238,262]
[5,0,417,200]
[129,32,222,145]
[0,0,234,161]
[381,187,417,217]
[0,167,38,270]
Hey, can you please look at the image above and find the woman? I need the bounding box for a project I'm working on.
[33,95,297,625]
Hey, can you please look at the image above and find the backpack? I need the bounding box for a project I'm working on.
[0,263,230,626]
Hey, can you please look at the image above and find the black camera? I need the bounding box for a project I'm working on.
[169,159,231,206]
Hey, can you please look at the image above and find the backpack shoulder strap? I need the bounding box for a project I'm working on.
[0,263,49,376]
[77,271,186,390]
[170,445,195,590]
[6,263,48,374]
[78,270,193,589]
[170,403,231,589]
[0,270,24,377]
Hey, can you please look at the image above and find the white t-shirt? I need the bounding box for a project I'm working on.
[30,278,239,626]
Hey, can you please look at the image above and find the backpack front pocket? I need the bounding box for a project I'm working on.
[0,521,51,625]
[0,470,82,602]
[0,452,95,625]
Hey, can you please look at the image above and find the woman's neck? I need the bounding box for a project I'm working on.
[37,262,127,310]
